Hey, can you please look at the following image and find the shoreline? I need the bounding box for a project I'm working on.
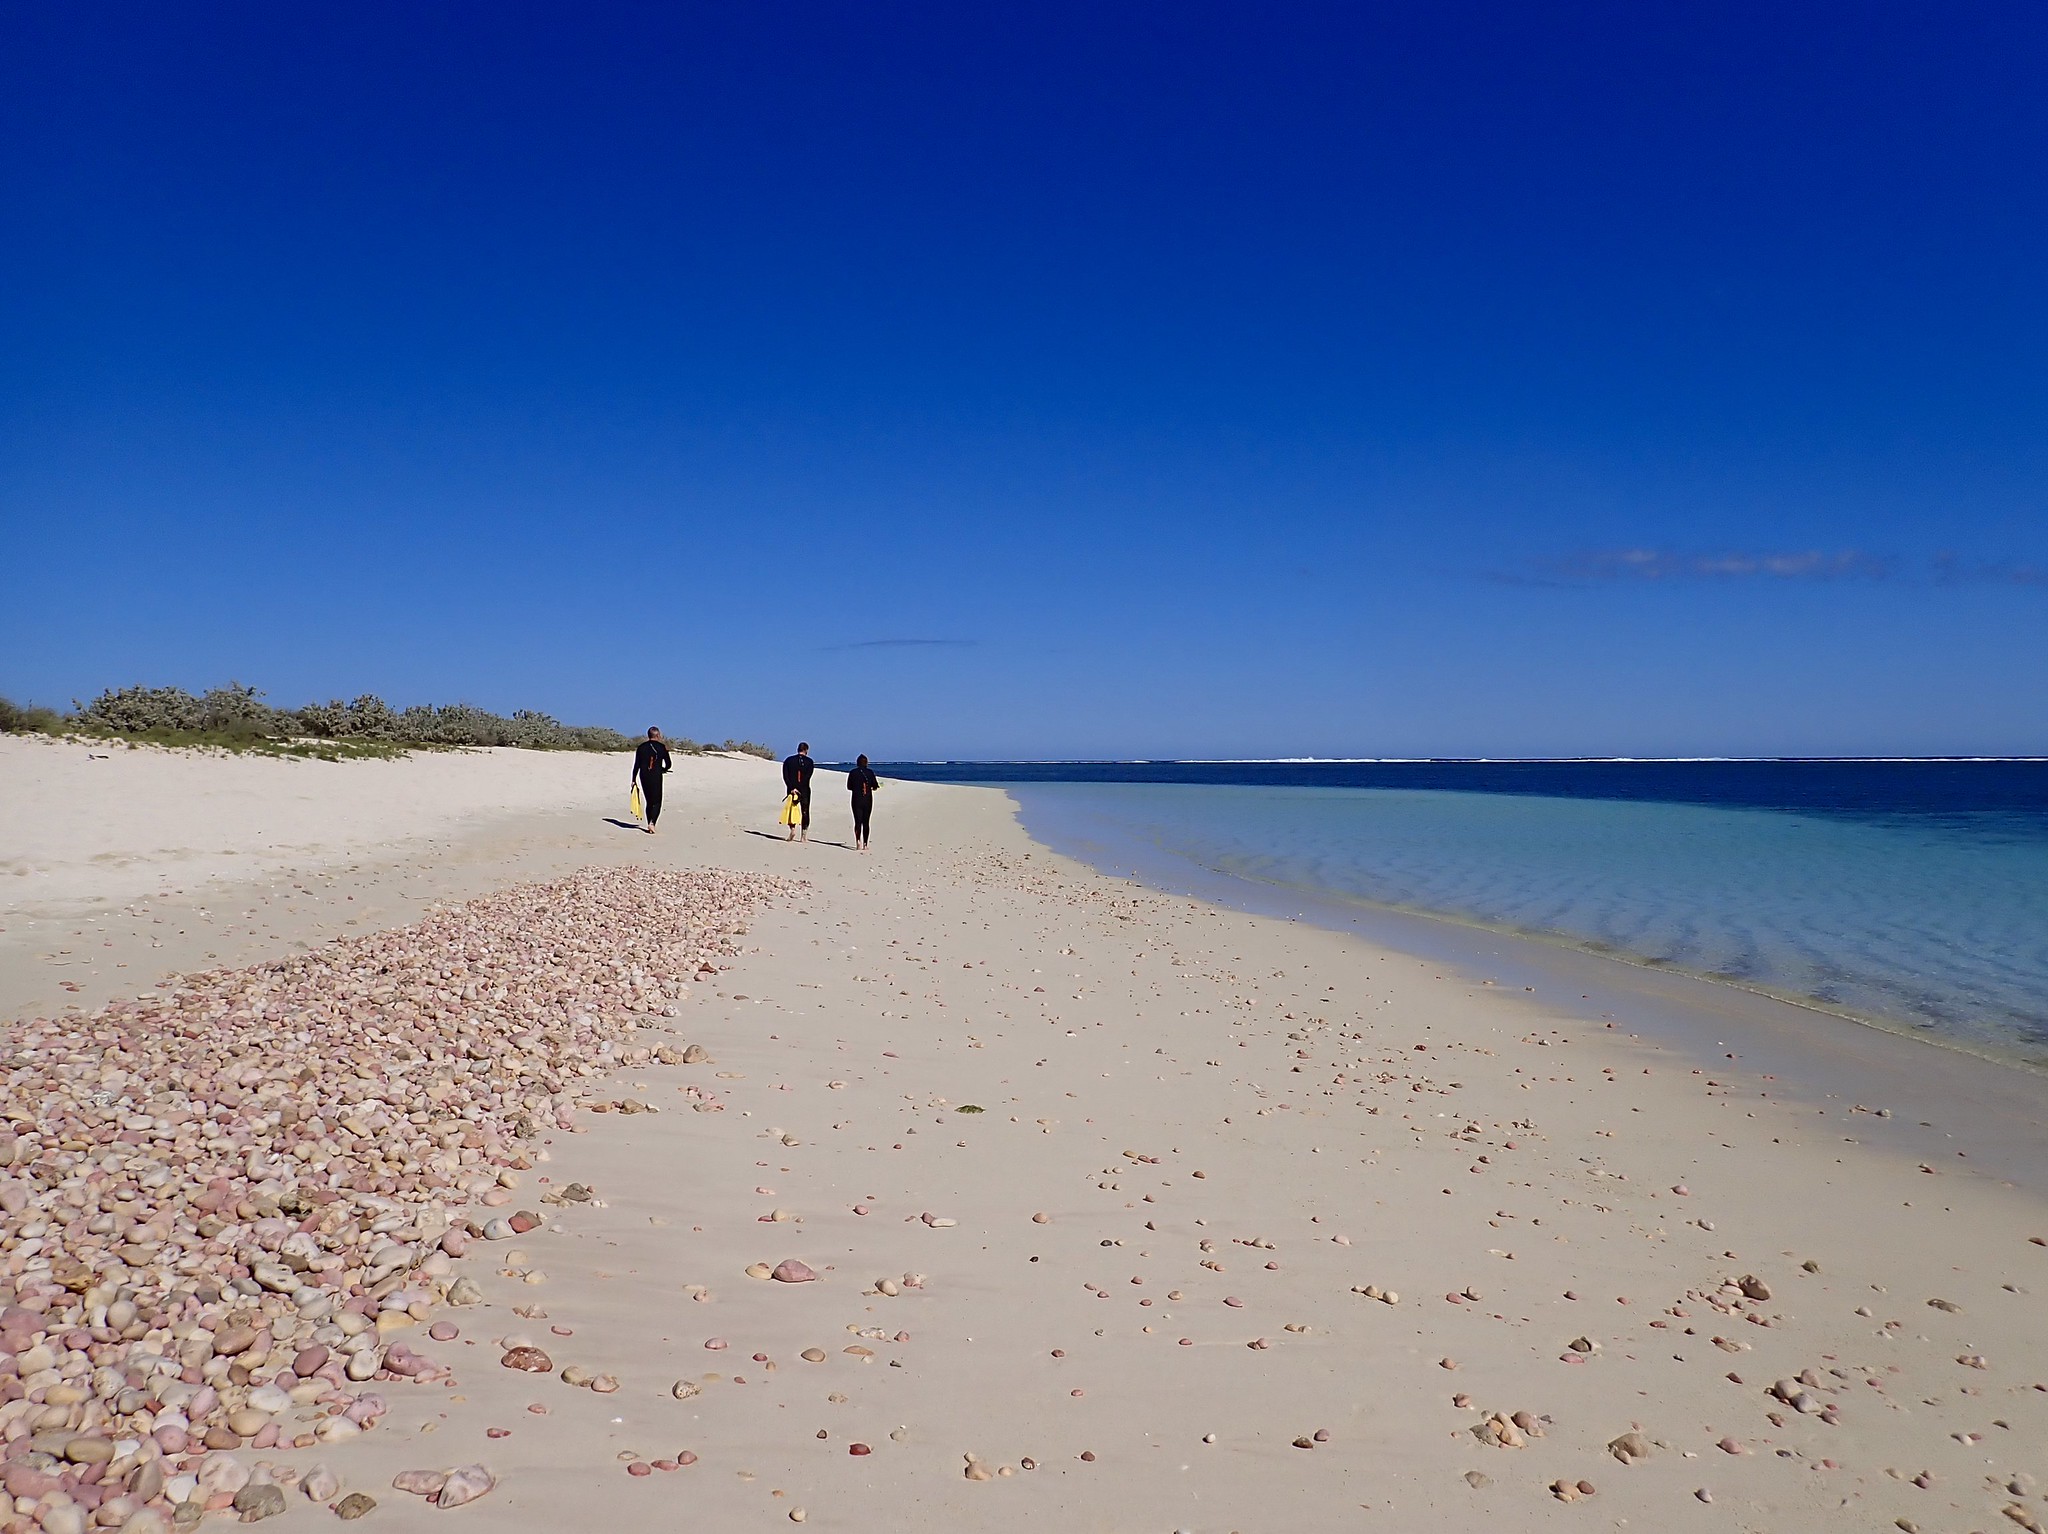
[879,764,2048,1075]
[1,743,2044,1530]
[1006,783,2048,1197]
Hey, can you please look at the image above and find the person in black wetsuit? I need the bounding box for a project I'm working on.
[781,742,815,842]
[631,727,672,834]
[847,754,881,851]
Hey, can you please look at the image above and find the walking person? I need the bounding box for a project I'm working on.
[781,741,815,842]
[847,754,881,851]
[631,727,671,834]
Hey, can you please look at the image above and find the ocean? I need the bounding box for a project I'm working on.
[874,761,2048,1069]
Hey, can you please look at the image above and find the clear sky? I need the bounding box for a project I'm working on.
[5,2,2045,759]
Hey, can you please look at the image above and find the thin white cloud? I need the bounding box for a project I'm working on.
[1489,548,2048,589]
[824,638,979,651]
[1509,548,1893,585]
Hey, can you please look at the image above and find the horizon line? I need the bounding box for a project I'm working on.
[858,755,2048,766]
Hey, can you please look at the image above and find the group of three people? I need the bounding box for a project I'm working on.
[629,730,881,850]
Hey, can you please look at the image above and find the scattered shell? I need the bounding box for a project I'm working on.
[0,865,790,1514]
[303,1467,342,1503]
[1608,1431,1652,1465]
[234,1485,288,1522]
[436,1465,496,1509]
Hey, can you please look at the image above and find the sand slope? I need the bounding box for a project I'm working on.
[0,736,774,914]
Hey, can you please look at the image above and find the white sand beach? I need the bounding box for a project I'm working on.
[1,738,2043,1532]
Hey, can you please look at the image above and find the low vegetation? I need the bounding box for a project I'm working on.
[0,683,776,761]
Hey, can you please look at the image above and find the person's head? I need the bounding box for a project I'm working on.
[798,741,809,753]
[857,754,869,766]
[647,727,662,740]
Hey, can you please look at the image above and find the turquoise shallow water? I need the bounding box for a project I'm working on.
[994,781,2048,1067]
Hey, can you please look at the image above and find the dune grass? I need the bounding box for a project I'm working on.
[1,684,773,759]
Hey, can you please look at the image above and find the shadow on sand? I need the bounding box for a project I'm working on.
[741,829,855,850]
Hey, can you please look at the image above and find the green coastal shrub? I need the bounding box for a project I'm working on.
[13,682,674,755]
[0,697,64,735]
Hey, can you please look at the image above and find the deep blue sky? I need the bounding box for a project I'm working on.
[5,2,2045,758]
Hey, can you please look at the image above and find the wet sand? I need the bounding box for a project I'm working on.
[2,739,2044,1532]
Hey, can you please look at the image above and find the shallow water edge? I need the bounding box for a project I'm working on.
[1001,784,2048,1199]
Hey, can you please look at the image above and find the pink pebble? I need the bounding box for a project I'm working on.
[550,1326,573,1337]
[705,1338,727,1350]
[677,1452,698,1466]
[1223,1297,1245,1308]
[753,1353,770,1363]
[429,1323,459,1342]
[627,1462,652,1477]
[853,1205,870,1215]
[756,1187,775,1195]
[487,1428,511,1439]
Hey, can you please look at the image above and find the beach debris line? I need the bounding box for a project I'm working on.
[0,863,797,1525]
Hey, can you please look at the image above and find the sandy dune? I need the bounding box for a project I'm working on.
[0,735,772,915]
